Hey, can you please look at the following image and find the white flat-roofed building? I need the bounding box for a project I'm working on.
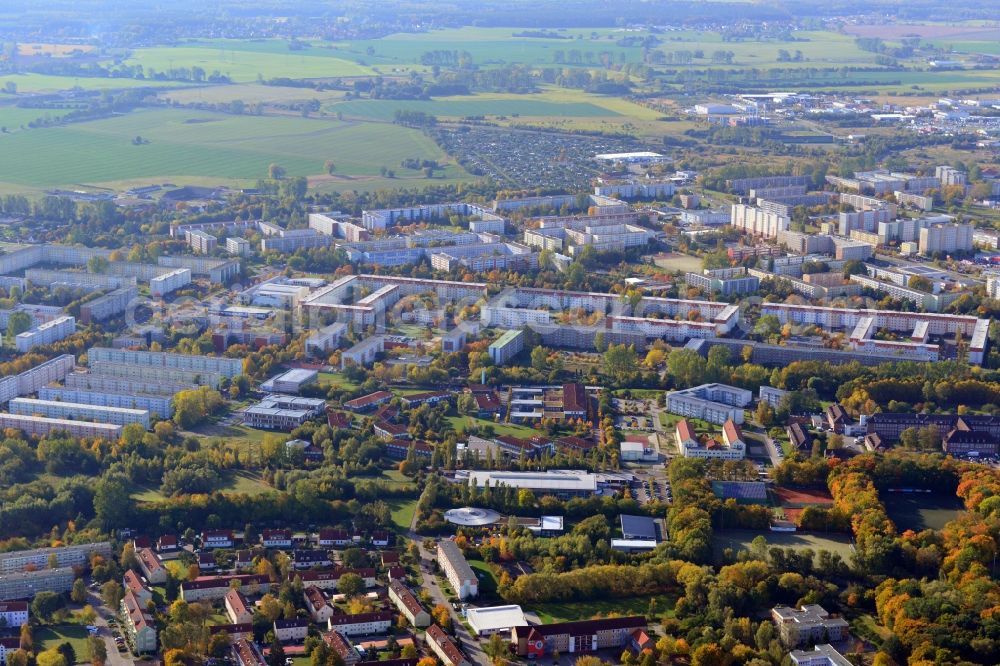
[772,605,850,648]
[63,372,193,397]
[0,354,75,405]
[0,567,75,601]
[10,397,151,429]
[36,387,174,418]
[341,336,384,369]
[437,540,478,600]
[261,368,318,394]
[243,395,326,431]
[0,600,28,627]
[466,605,528,636]
[0,541,112,574]
[594,151,667,164]
[327,610,394,636]
[489,329,524,366]
[15,316,75,352]
[307,322,347,355]
[150,268,192,297]
[466,470,599,497]
[0,413,123,439]
[789,644,853,666]
[731,204,789,239]
[759,386,789,407]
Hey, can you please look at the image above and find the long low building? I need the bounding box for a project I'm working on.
[0,413,123,439]
[0,541,112,574]
[465,470,599,498]
[9,397,150,429]
[0,567,76,601]
[513,616,647,657]
[437,540,478,600]
[243,395,326,430]
[665,383,752,425]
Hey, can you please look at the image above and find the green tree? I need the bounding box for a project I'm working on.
[94,474,132,529]
[6,310,31,336]
[338,573,364,597]
[71,578,88,604]
[87,256,110,274]
[31,591,64,620]
[268,163,286,179]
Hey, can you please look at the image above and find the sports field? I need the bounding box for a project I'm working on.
[773,486,834,507]
[885,493,966,531]
[714,529,855,561]
[0,107,468,190]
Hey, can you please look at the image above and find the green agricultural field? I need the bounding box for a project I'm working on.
[123,45,374,83]
[161,83,348,106]
[0,107,469,190]
[0,72,184,93]
[714,529,855,562]
[327,96,619,121]
[0,105,69,132]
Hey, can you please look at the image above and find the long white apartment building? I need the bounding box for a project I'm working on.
[306,322,347,355]
[186,229,218,254]
[15,316,75,352]
[730,204,789,239]
[0,567,76,601]
[760,303,989,365]
[63,372,194,397]
[341,336,384,369]
[430,242,538,272]
[919,223,973,255]
[594,180,676,200]
[0,355,75,404]
[261,229,335,253]
[88,362,225,388]
[0,541,112,574]
[88,347,243,378]
[0,413,122,439]
[150,268,192,297]
[80,287,138,324]
[25,269,136,291]
[665,383,752,425]
[10,397,151,429]
[38,387,174,418]
[361,202,505,232]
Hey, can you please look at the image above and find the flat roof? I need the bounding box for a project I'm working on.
[620,514,658,541]
[468,471,598,492]
[466,605,528,632]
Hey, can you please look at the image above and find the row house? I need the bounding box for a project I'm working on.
[261,529,293,548]
[327,610,395,636]
[274,617,310,643]
[293,549,333,569]
[317,529,352,547]
[386,439,433,460]
[295,568,378,592]
[226,589,254,625]
[388,580,430,628]
[180,575,270,603]
[305,586,336,623]
[137,548,167,585]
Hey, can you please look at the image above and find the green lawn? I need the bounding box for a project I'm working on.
[318,371,362,391]
[123,45,374,82]
[467,558,498,596]
[884,493,966,532]
[531,596,661,624]
[446,413,538,438]
[388,498,419,531]
[713,529,855,562]
[0,107,468,190]
[36,625,92,663]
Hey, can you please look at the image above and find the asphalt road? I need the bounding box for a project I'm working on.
[86,590,136,666]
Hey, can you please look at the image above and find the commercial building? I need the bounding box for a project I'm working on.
[466,605,528,636]
[426,624,471,666]
[0,567,75,600]
[665,383,752,425]
[150,268,192,297]
[0,413,123,439]
[243,395,326,431]
[771,605,849,648]
[15,315,75,352]
[10,397,151,429]
[789,644,852,666]
[488,329,525,366]
[437,540,478,600]
[513,616,647,657]
[466,469,598,497]
[261,368,318,394]
[388,580,430,628]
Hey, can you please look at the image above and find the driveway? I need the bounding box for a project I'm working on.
[87,590,136,666]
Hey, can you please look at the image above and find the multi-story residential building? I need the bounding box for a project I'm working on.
[136,548,167,584]
[323,630,360,666]
[274,618,310,643]
[343,391,393,413]
[327,610,394,636]
[0,413,123,440]
[0,567,75,601]
[936,165,967,187]
[0,542,112,574]
[772,605,850,648]
[0,601,28,627]
[121,590,157,653]
[684,267,759,296]
[226,589,254,625]
[261,529,293,548]
[437,540,478,600]
[180,575,270,602]
[594,180,676,200]
[675,419,746,459]
[37,387,174,419]
[232,638,267,666]
[79,287,137,323]
[15,316,75,352]
[243,395,326,431]
[488,329,524,367]
[730,204,789,238]
[124,570,152,605]
[261,229,335,253]
[226,237,252,257]
[294,568,377,591]
[727,175,811,195]
[341,336,385,369]
[150,268,192,297]
[187,229,218,254]
[202,530,234,549]
[304,586,335,622]
[388,580,430,627]
[426,624,471,666]
[62,373,193,397]
[307,322,348,355]
[665,383,752,425]
[513,616,647,657]
[87,347,244,378]
[9,397,151,429]
[919,223,973,255]
[894,191,934,211]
